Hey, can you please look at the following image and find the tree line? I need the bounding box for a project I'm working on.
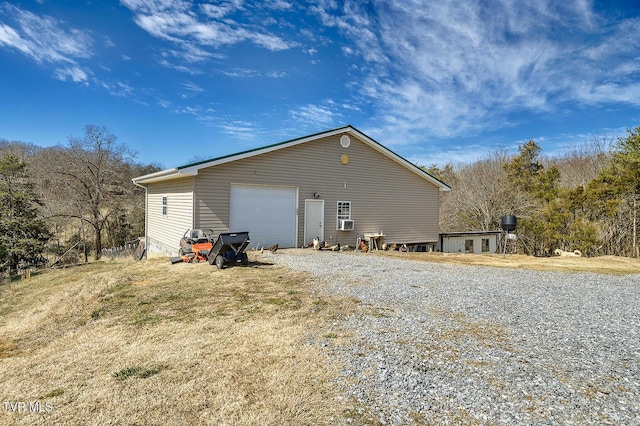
[0,125,159,274]
[427,126,640,257]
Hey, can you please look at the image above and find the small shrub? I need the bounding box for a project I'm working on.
[40,388,64,399]
[113,364,167,381]
[91,308,107,320]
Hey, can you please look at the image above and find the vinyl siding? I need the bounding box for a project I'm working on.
[194,133,440,247]
[147,177,194,255]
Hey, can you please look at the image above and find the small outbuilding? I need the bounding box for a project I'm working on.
[133,126,450,256]
[438,231,502,254]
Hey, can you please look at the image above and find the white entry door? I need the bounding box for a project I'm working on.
[230,184,297,248]
[304,199,324,245]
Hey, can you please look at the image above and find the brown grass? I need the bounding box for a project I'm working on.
[0,256,358,425]
[373,251,640,275]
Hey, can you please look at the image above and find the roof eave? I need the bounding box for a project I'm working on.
[132,167,197,185]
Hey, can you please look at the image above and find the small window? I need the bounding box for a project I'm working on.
[162,196,168,216]
[337,201,351,220]
[337,201,351,229]
[465,239,474,253]
[482,238,490,253]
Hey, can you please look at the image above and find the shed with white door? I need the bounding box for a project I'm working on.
[133,126,450,256]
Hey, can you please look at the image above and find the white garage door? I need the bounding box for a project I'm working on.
[230,184,297,248]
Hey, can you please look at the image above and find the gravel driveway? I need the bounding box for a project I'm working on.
[266,249,640,425]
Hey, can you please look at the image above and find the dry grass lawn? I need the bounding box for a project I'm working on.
[1,249,636,425]
[375,251,640,275]
[0,255,358,425]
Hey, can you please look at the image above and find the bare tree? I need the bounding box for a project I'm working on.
[553,135,613,188]
[46,125,135,259]
[439,149,535,232]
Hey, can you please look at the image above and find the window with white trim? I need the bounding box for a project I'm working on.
[337,201,351,229]
[337,201,351,220]
[162,196,168,216]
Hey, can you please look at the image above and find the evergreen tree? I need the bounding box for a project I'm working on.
[585,127,640,256]
[503,140,544,193]
[503,140,563,254]
[0,155,50,273]
[612,126,640,194]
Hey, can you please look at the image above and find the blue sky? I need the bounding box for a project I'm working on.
[1,1,640,169]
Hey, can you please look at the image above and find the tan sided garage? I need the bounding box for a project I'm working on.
[133,126,450,256]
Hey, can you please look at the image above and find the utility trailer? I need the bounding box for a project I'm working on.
[208,232,251,269]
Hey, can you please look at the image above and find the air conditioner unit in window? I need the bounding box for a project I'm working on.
[338,219,355,231]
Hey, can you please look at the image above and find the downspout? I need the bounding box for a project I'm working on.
[132,180,149,259]
[192,178,196,230]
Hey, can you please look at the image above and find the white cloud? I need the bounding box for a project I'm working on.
[55,66,89,84]
[267,71,287,78]
[409,146,492,168]
[99,79,135,96]
[247,31,293,51]
[265,0,293,11]
[218,120,259,139]
[159,57,204,74]
[182,80,204,92]
[311,0,640,145]
[0,23,32,55]
[0,4,93,85]
[341,46,353,55]
[219,67,261,78]
[200,1,243,19]
[0,4,92,64]
[121,0,296,67]
[290,103,336,126]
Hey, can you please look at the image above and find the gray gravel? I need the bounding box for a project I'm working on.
[265,249,640,425]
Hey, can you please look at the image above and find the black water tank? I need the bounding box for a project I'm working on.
[501,215,517,231]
